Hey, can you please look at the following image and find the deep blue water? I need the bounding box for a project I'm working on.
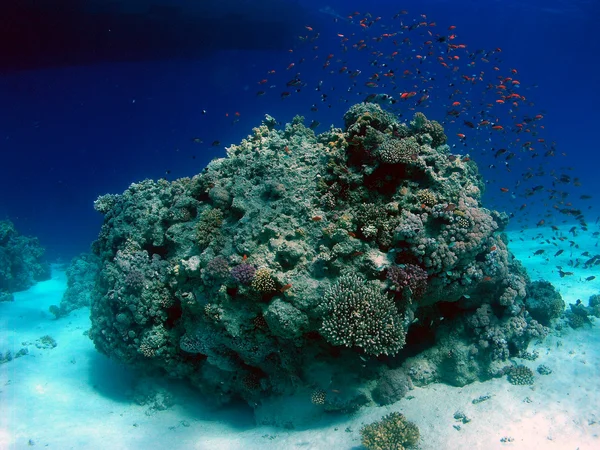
[1,0,598,260]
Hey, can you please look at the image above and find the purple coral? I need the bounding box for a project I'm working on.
[205,256,230,279]
[125,269,145,292]
[231,263,256,285]
[387,264,428,299]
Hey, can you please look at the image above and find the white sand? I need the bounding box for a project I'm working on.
[1,225,598,450]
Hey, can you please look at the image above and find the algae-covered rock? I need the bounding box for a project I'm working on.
[88,105,556,420]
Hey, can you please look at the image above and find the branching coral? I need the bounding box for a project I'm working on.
[360,412,420,450]
[320,273,406,356]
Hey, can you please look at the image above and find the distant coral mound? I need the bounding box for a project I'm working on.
[49,253,101,318]
[89,104,557,420]
[0,220,51,300]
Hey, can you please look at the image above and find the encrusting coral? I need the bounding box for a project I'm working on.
[88,103,560,421]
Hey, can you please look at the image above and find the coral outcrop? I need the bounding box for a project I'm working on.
[0,219,50,299]
[49,253,101,317]
[88,104,558,421]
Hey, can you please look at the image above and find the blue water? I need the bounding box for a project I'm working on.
[1,0,598,260]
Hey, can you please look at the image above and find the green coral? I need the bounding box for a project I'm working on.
[195,207,224,248]
[360,412,420,450]
[320,273,406,356]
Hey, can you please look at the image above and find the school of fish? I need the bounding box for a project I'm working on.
[195,8,599,286]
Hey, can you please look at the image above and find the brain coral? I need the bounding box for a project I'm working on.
[88,104,558,421]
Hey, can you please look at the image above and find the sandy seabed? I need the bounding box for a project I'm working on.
[1,225,598,450]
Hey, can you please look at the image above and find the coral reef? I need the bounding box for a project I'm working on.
[88,104,561,421]
[0,219,50,297]
[525,280,565,326]
[49,253,101,318]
